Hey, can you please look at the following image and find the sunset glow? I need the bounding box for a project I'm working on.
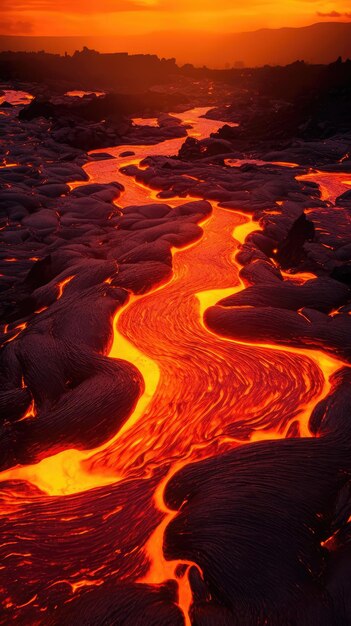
[2,0,351,37]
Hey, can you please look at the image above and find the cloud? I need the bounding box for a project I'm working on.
[0,0,281,15]
[317,9,351,17]
[0,0,158,13]
[0,20,33,33]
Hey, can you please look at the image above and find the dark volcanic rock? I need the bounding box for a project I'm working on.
[331,263,351,286]
[50,582,184,626]
[275,212,315,269]
[217,277,350,313]
[164,437,351,625]
[336,189,351,208]
[19,99,55,120]
[205,303,351,360]
[0,100,13,108]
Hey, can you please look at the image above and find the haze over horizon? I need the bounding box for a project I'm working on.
[1,22,351,68]
[1,0,351,67]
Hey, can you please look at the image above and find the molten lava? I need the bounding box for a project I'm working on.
[297,170,351,203]
[0,108,348,624]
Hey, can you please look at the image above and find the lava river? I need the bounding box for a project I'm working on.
[0,108,347,624]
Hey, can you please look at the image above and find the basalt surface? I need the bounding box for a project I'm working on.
[0,84,351,626]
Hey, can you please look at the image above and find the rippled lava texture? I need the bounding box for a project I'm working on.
[1,81,351,626]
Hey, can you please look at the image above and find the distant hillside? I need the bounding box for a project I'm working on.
[0,23,351,68]
[0,48,179,94]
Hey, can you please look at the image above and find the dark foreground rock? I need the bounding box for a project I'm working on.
[165,436,351,625]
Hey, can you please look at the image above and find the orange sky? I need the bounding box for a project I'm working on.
[1,0,351,37]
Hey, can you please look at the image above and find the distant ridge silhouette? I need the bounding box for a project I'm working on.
[0,22,351,67]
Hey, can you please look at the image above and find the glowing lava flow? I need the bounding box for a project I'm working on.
[297,170,351,203]
[1,108,349,624]
[0,90,34,106]
[225,158,299,168]
[56,275,75,299]
[137,463,197,626]
[65,90,105,98]
[1,202,344,494]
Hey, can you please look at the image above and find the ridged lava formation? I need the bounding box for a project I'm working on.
[0,106,349,625]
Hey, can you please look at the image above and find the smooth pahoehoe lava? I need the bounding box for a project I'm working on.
[0,107,348,624]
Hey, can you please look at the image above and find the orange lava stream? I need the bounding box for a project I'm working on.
[65,91,105,98]
[1,204,343,494]
[1,108,348,623]
[280,270,317,284]
[0,90,34,106]
[297,170,351,203]
[132,117,159,127]
[137,463,197,626]
[56,275,75,299]
[225,158,299,168]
